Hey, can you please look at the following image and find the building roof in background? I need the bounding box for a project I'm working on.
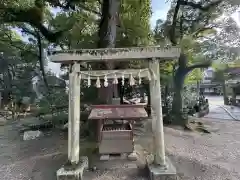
[203,68,214,78]
[227,67,240,76]
[200,83,221,88]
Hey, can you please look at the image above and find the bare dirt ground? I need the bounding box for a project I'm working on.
[0,117,240,180]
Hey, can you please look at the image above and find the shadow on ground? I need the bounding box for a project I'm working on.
[0,121,149,180]
[0,121,68,180]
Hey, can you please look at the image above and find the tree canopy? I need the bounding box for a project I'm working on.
[0,0,239,125]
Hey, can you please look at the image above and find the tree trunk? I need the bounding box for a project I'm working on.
[164,84,169,106]
[196,81,200,99]
[119,79,124,104]
[2,91,10,106]
[218,71,228,105]
[2,66,13,106]
[222,81,228,105]
[98,84,114,104]
[172,88,183,114]
[172,72,185,125]
[146,83,151,116]
[171,54,187,123]
[36,31,49,93]
[98,0,120,104]
[171,54,211,126]
[232,87,237,105]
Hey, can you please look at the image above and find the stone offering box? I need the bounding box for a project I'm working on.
[88,104,148,154]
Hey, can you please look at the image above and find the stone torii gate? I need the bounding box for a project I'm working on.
[49,46,180,180]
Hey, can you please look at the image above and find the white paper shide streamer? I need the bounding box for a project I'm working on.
[80,69,152,87]
[121,74,125,86]
[113,74,118,84]
[96,77,101,88]
[104,75,108,87]
[147,71,151,81]
[138,72,141,85]
[129,73,135,86]
[87,75,91,87]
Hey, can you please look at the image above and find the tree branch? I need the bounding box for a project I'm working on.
[172,62,177,77]
[97,0,102,5]
[170,0,181,46]
[187,61,212,72]
[46,0,101,16]
[169,0,222,46]
[1,31,38,56]
[193,26,216,38]
[1,38,37,56]
[35,30,49,92]
[1,0,100,42]
[179,13,184,40]
[21,27,38,37]
[77,4,101,16]
[1,7,64,42]
[179,0,223,11]
[20,26,50,93]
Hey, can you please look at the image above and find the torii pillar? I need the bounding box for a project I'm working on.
[148,59,177,180]
[57,63,89,180]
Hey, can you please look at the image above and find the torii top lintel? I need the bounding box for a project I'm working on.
[49,46,180,64]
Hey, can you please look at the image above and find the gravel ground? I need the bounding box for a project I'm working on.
[0,117,240,180]
[164,118,240,180]
[0,122,67,180]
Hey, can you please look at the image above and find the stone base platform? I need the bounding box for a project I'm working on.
[57,156,88,180]
[100,152,138,161]
[148,156,177,180]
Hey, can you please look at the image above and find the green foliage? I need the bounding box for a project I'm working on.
[182,86,198,108]
[50,6,99,49]
[2,0,36,9]
[185,69,201,84]
[1,0,239,128]
[118,0,152,47]
[0,0,153,120]
[0,24,39,105]
[37,99,51,115]
[152,0,240,126]
[37,85,68,113]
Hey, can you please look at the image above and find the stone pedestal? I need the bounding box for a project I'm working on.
[57,156,88,180]
[148,156,177,180]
